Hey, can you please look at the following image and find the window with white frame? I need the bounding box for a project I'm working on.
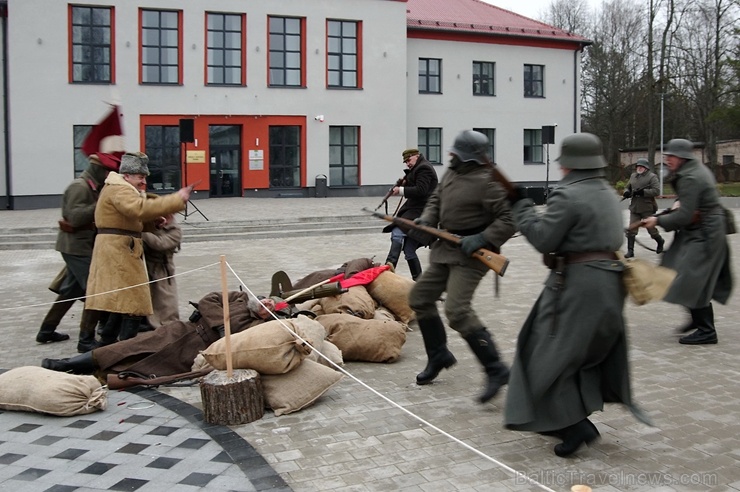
[473,61,495,96]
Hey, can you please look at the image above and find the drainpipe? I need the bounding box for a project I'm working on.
[573,46,583,134]
[1,0,11,209]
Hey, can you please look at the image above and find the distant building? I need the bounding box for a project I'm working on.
[0,0,589,209]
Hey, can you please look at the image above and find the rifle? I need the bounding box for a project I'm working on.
[107,368,213,390]
[620,185,647,202]
[626,207,675,232]
[363,208,509,276]
[375,176,406,214]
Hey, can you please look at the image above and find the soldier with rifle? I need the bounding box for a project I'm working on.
[406,130,515,404]
[623,158,664,257]
[379,149,438,280]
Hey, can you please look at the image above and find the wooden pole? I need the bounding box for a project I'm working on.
[283,277,334,304]
[219,255,233,378]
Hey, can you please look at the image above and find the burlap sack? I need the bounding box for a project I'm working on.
[618,253,677,305]
[291,314,343,367]
[319,286,376,319]
[191,353,213,372]
[201,319,311,374]
[262,360,343,416]
[316,313,407,363]
[366,271,416,324]
[373,306,397,322]
[0,366,107,416]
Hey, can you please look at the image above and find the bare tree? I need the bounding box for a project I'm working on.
[541,0,592,34]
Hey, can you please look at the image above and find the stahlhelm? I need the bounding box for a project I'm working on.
[635,158,652,172]
[555,133,607,169]
[447,130,490,165]
[663,139,694,160]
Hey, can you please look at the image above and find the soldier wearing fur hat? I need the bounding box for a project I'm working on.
[504,133,649,457]
[623,158,664,257]
[35,153,120,351]
[382,148,438,280]
[408,130,514,404]
[86,152,191,344]
[640,138,733,345]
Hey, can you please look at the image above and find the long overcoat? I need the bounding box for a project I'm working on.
[505,169,645,433]
[383,156,438,245]
[143,220,183,327]
[93,291,266,376]
[659,159,733,308]
[86,172,184,316]
[626,170,660,215]
[55,167,101,257]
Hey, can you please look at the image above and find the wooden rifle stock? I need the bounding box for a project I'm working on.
[364,208,509,276]
[626,207,675,232]
[107,368,213,390]
[375,176,406,211]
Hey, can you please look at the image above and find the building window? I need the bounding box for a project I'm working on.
[473,128,495,163]
[70,5,113,84]
[524,64,544,97]
[327,20,360,89]
[524,129,544,163]
[144,125,182,191]
[73,125,93,177]
[419,58,441,94]
[206,13,245,86]
[141,9,181,84]
[269,126,301,187]
[329,126,359,186]
[472,61,494,96]
[268,16,304,87]
[418,128,442,164]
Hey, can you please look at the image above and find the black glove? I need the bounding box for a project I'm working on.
[508,187,526,205]
[414,217,433,227]
[459,233,488,256]
[633,189,644,197]
[623,190,632,198]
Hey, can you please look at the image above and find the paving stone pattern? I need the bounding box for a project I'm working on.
[1,196,739,491]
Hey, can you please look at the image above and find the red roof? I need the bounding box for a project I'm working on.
[406,0,590,46]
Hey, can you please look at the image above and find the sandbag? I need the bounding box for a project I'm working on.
[291,314,343,367]
[201,319,311,374]
[366,271,416,324]
[319,286,376,319]
[316,313,407,363]
[0,366,107,416]
[262,360,343,416]
[617,253,677,305]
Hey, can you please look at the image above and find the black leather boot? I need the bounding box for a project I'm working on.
[463,328,509,403]
[77,309,101,353]
[36,324,71,344]
[674,309,696,334]
[41,352,96,375]
[416,316,457,385]
[653,234,665,254]
[407,258,423,281]
[119,315,143,341]
[553,418,600,457]
[385,240,403,268]
[624,236,635,258]
[680,304,718,345]
[98,312,122,346]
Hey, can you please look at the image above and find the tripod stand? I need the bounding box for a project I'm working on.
[180,141,208,221]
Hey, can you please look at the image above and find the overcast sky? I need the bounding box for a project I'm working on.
[480,0,600,22]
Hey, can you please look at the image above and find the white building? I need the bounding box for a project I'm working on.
[0,0,588,209]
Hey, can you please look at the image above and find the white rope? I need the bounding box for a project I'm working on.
[0,261,220,312]
[224,262,556,492]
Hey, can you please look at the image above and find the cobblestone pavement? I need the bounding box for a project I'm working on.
[1,196,739,491]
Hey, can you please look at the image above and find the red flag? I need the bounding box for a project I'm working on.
[81,105,124,170]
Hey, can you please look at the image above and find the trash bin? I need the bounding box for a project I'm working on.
[315,174,328,198]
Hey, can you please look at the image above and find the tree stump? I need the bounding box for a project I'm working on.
[199,369,264,425]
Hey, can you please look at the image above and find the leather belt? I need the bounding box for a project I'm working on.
[564,251,618,264]
[443,224,488,236]
[96,228,142,238]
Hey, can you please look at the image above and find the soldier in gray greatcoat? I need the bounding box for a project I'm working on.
[623,158,664,257]
[640,139,733,345]
[408,130,515,404]
[504,133,649,457]
[36,154,119,352]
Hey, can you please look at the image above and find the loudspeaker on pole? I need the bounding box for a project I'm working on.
[179,119,195,143]
[541,125,555,145]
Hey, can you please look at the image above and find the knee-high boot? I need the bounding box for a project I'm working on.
[119,315,142,341]
[407,258,423,281]
[416,316,457,385]
[385,240,403,268]
[77,309,101,353]
[98,313,122,346]
[680,304,718,345]
[41,352,96,375]
[625,236,635,258]
[463,328,509,403]
[652,234,665,254]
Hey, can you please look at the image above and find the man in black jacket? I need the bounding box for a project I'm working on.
[382,149,438,280]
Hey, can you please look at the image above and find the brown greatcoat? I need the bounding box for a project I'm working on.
[93,291,268,376]
[86,172,184,316]
[143,219,183,327]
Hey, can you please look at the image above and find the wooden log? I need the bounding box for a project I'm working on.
[199,369,264,425]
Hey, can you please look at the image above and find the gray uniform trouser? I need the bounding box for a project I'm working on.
[408,261,488,337]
